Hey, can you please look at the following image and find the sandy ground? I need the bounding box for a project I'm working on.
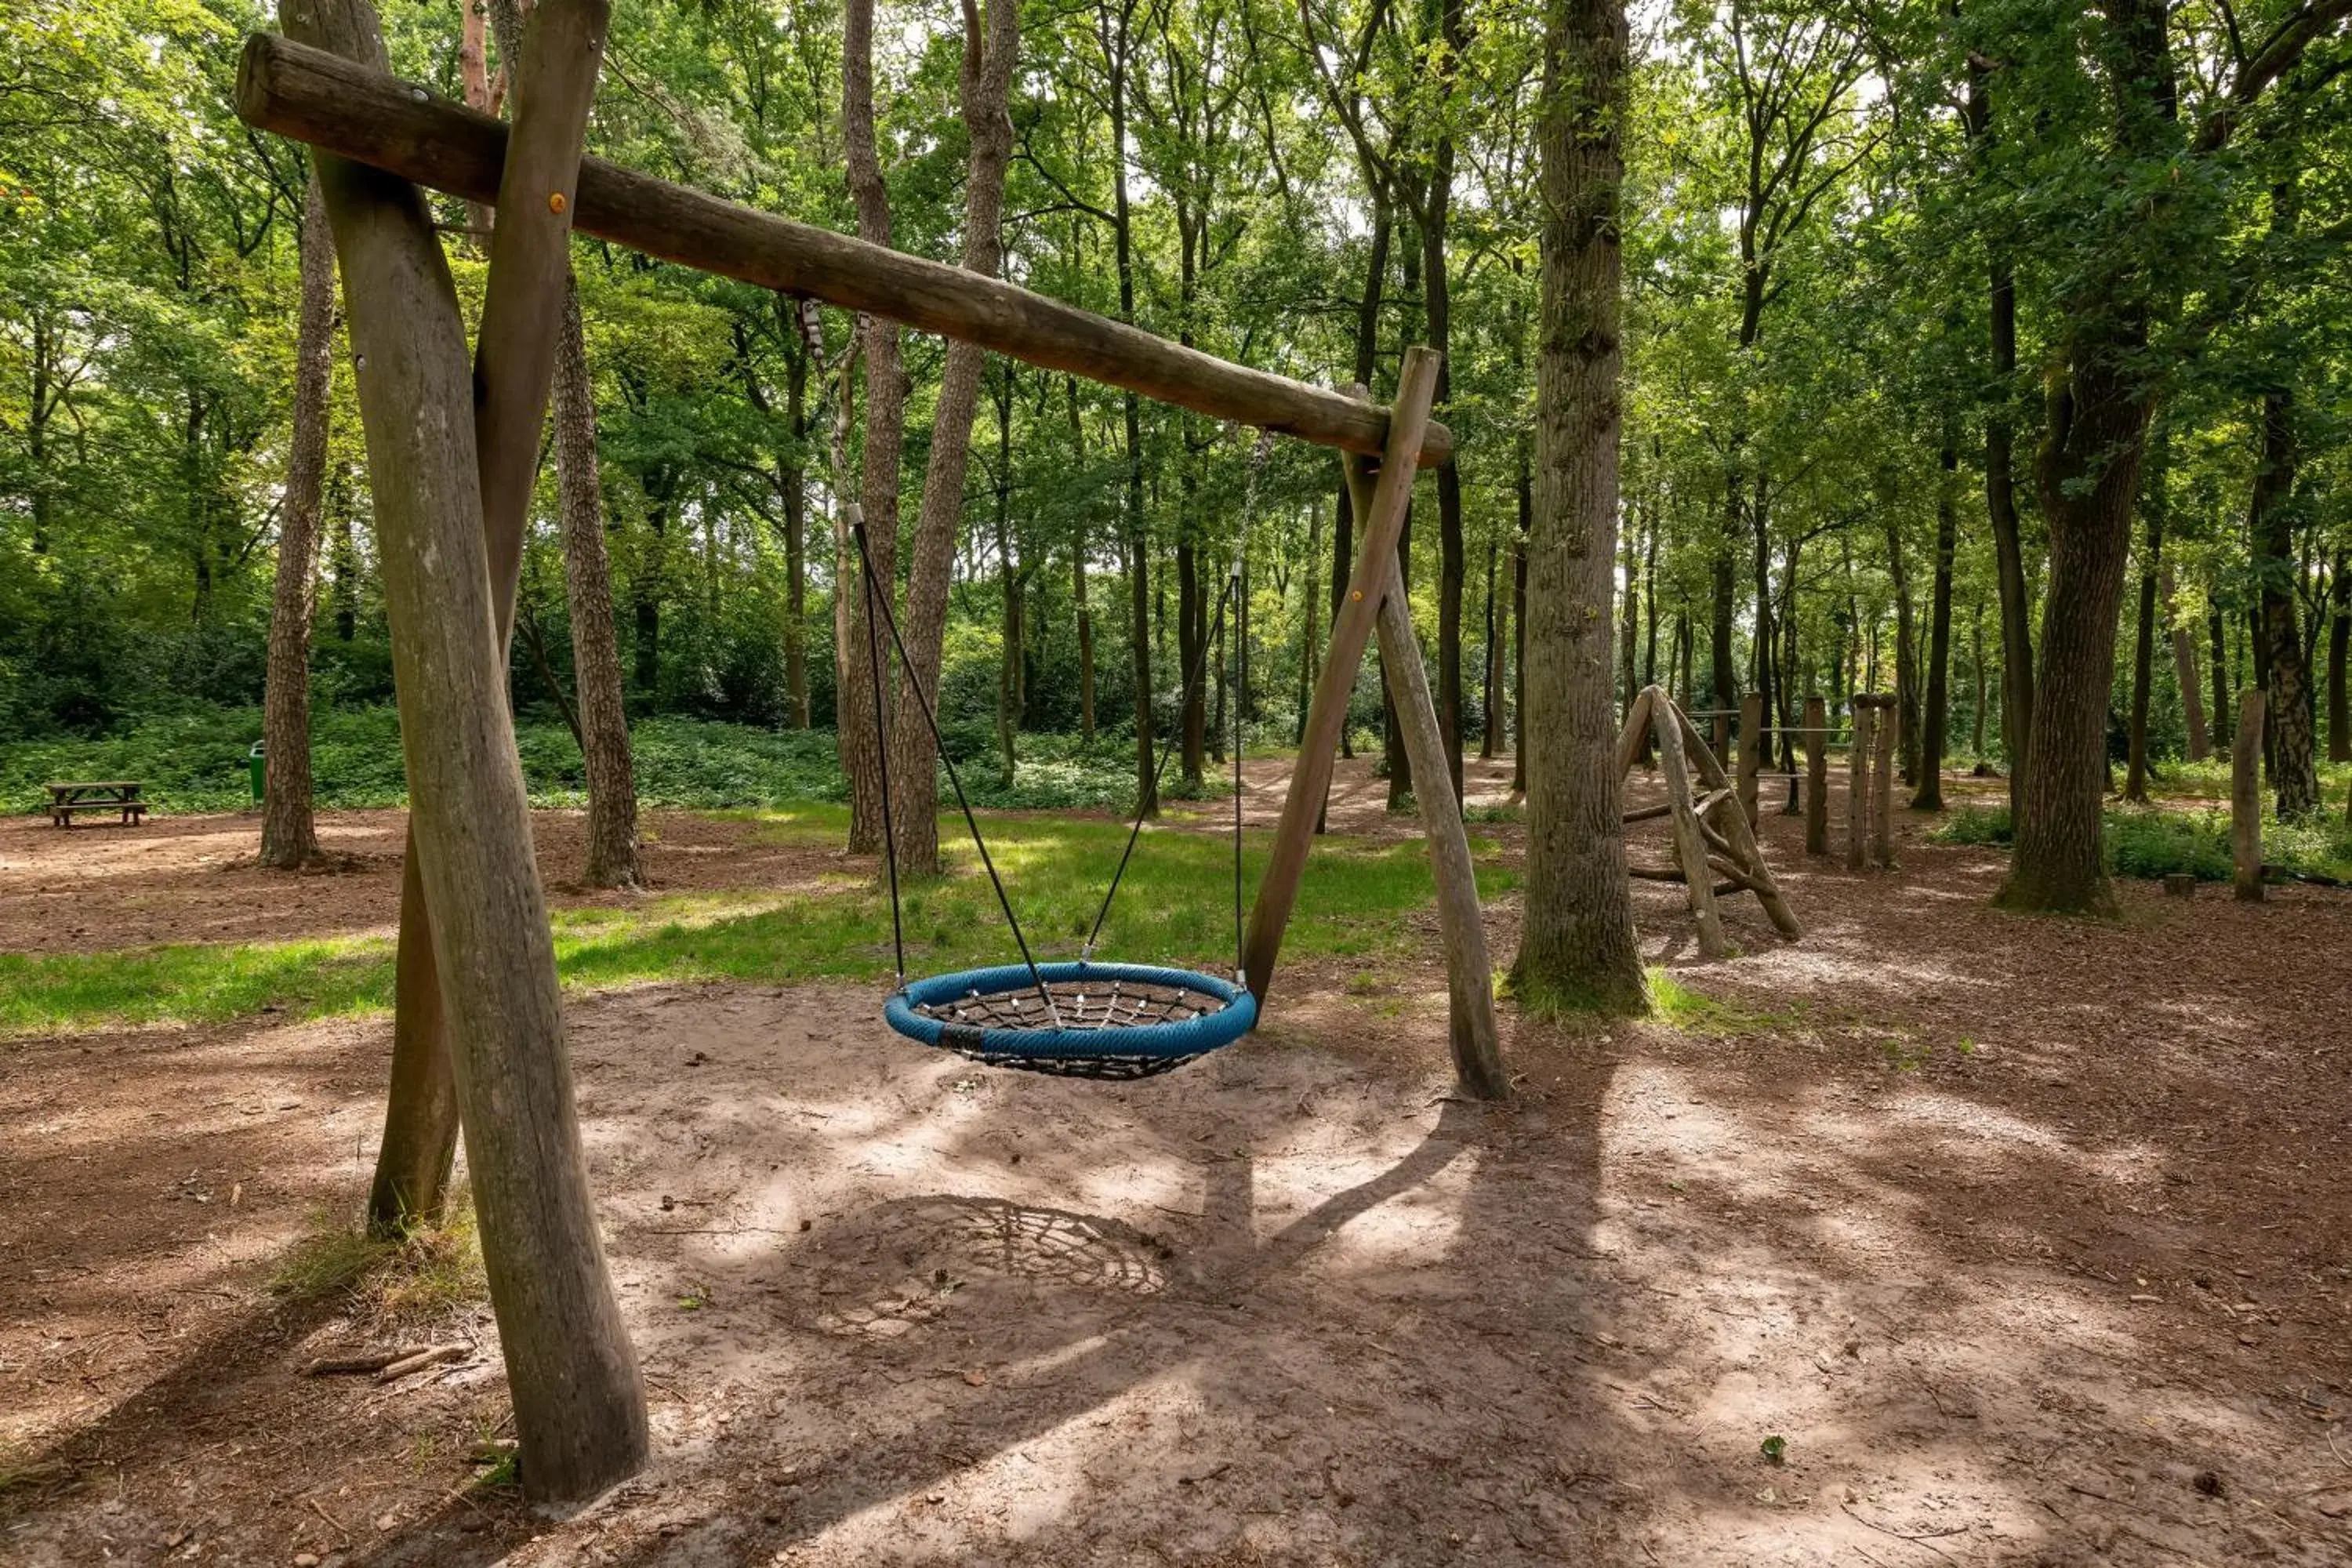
[2,759,2349,1566]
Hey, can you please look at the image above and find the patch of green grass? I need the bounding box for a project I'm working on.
[269,1200,487,1323]
[1646,967,1799,1036]
[0,807,1517,1037]
[1932,801,2352,884]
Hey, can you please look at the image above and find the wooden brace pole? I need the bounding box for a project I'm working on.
[1614,685,1656,782]
[1847,699,1873,873]
[1343,448,1507,1101]
[235,34,1450,468]
[1243,348,1442,1003]
[1652,694,1730,960]
[1674,706,1803,940]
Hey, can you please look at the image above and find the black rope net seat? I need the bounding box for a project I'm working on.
[850,437,1271,1083]
[884,961,1258,1080]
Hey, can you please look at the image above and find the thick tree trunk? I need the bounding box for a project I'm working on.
[1509,0,1643,1014]
[840,0,906,854]
[554,279,640,887]
[1998,356,2149,913]
[888,0,1018,873]
[1913,440,1958,810]
[297,0,645,1504]
[259,175,336,870]
[2252,389,2319,816]
[1510,505,1527,795]
[2125,432,2168,801]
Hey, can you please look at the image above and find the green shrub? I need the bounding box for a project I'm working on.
[1931,800,2352,884]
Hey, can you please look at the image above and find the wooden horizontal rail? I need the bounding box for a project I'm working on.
[234,33,1451,467]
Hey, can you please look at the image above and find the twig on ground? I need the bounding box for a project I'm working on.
[1839,1503,1965,1562]
[302,1345,430,1377]
[373,1344,469,1384]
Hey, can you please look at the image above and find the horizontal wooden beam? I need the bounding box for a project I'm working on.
[234,33,1452,467]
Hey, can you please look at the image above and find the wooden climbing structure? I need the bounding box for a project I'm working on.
[1614,684,1803,960]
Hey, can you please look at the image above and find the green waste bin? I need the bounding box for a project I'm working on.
[249,741,267,804]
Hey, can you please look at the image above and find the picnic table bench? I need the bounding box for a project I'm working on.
[47,781,147,828]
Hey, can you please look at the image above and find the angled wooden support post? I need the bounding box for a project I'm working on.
[1341,447,1507,1101]
[1675,706,1803,941]
[1653,697,1730,960]
[1615,685,1656,783]
[1847,698,1874,873]
[286,0,646,1505]
[1243,348,1441,1005]
[1803,695,1828,856]
[2234,689,2265,902]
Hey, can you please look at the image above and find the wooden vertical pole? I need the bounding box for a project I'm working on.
[1847,698,1873,872]
[1613,685,1656,782]
[1872,695,1899,868]
[2234,689,2265,902]
[1803,694,1828,856]
[1737,691,1762,826]
[1243,347,1440,1004]
[1345,452,1506,1099]
[1654,697,1730,959]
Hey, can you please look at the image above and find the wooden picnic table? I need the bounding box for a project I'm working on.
[46,781,147,828]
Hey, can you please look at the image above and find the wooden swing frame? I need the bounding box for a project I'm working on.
[235,31,1503,1094]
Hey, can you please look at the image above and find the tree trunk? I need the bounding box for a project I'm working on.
[1510,507,1526,795]
[2125,430,2168,801]
[1481,539,1501,757]
[994,372,1021,788]
[1885,520,1919,786]
[1509,0,1644,1014]
[2167,568,2206,760]
[888,0,1018,873]
[1178,535,1206,788]
[296,0,646,1504]
[259,174,336,871]
[1298,498,1320,746]
[554,278,640,887]
[782,324,810,728]
[2252,388,2318,816]
[840,0,906,855]
[1965,64,2033,809]
[1913,438,1958,811]
[1068,373,1095,742]
[2328,550,2349,764]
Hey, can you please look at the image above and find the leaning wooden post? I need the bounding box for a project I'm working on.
[1871,694,1898,867]
[1243,347,1440,1004]
[2234,688,2265,902]
[1737,692,1762,826]
[1613,684,1656,782]
[1653,697,1730,960]
[1343,448,1506,1100]
[285,0,647,1505]
[1847,698,1873,872]
[1674,707,1804,940]
[1803,694,1828,856]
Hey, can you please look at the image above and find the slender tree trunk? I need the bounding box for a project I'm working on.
[2252,388,2318,816]
[1884,519,1918,784]
[1178,532,1206,788]
[1333,200,1391,768]
[298,0,646,1504]
[2210,600,2231,757]
[993,373,1021,789]
[1971,599,1987,759]
[1298,499,1321,745]
[1965,64,2034,809]
[782,326,810,728]
[1067,373,1095,742]
[331,475,358,640]
[889,0,1018,873]
[2164,571,2206,760]
[1481,539,1500,757]
[2328,550,2349,764]
[1511,0,1642,1013]
[1914,439,1958,810]
[841,0,906,854]
[259,175,335,870]
[2125,430,2168,802]
[554,279,640,887]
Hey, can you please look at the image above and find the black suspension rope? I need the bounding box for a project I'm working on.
[854,522,1060,1023]
[859,528,906,983]
[1081,567,1239,961]
[1231,553,1245,982]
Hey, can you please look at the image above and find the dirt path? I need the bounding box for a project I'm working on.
[3,761,2348,1565]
